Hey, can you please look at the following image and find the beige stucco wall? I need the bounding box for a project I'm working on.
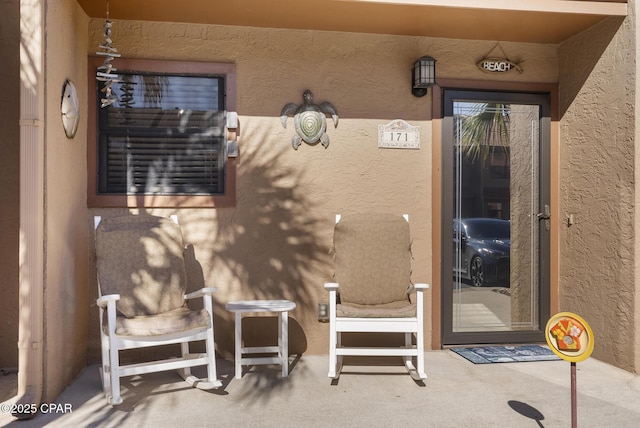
[85,19,558,360]
[3,0,636,409]
[42,0,90,401]
[0,0,20,369]
[558,7,636,371]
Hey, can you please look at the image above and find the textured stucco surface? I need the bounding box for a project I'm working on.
[2,3,638,406]
[1,0,639,416]
[5,0,638,390]
[558,10,636,371]
[0,0,20,369]
[41,0,90,401]
[84,19,558,360]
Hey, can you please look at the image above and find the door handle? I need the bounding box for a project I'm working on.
[537,205,550,230]
[536,204,550,220]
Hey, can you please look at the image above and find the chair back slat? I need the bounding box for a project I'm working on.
[96,215,187,317]
[333,213,411,305]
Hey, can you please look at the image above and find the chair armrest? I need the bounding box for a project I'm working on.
[97,294,120,307]
[324,283,339,319]
[97,294,120,335]
[324,282,339,291]
[407,283,430,293]
[184,287,218,300]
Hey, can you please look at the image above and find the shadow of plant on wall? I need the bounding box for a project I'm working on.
[87,128,332,404]
[178,135,332,400]
[220,150,325,301]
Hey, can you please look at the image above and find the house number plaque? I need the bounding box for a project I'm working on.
[378,119,420,149]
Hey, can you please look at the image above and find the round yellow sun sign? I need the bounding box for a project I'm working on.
[545,312,594,363]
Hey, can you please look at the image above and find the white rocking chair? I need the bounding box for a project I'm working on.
[325,213,429,380]
[94,214,221,405]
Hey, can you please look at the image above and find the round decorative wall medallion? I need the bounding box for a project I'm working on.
[61,79,80,138]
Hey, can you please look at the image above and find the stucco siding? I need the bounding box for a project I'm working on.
[0,0,20,369]
[43,0,90,401]
[559,10,636,371]
[4,0,639,412]
[85,19,558,359]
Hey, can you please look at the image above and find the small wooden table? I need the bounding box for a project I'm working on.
[225,299,296,379]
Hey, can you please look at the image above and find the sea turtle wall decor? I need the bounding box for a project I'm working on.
[280,90,339,150]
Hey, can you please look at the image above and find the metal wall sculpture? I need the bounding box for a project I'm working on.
[280,90,338,150]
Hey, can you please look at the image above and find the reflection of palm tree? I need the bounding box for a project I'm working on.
[141,75,169,107]
[459,103,510,163]
[454,102,511,219]
[115,74,168,124]
[118,75,137,125]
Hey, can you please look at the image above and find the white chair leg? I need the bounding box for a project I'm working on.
[416,288,426,379]
[205,328,220,385]
[182,336,222,389]
[328,290,338,378]
[179,342,192,379]
[181,297,222,390]
[108,337,123,405]
[203,295,221,387]
[328,344,337,378]
[235,312,243,379]
[416,328,426,379]
[403,332,412,367]
[416,355,426,379]
[279,311,289,377]
[336,331,343,373]
[100,334,111,396]
[98,307,111,397]
[104,301,123,405]
[178,342,193,385]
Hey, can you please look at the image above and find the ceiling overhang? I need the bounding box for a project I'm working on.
[76,0,627,44]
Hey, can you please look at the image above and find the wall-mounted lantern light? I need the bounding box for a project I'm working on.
[412,56,436,97]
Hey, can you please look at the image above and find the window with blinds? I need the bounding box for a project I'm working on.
[97,72,226,195]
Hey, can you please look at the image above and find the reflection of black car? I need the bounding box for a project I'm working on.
[453,218,510,287]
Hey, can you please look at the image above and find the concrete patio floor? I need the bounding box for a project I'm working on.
[2,350,640,427]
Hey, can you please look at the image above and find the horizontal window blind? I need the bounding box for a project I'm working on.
[97,72,226,195]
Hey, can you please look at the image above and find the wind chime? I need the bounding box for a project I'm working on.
[95,0,121,108]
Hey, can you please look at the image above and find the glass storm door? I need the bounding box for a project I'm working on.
[442,90,550,345]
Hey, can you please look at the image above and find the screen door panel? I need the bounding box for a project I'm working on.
[442,90,550,345]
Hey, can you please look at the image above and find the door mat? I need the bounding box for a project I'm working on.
[450,345,560,364]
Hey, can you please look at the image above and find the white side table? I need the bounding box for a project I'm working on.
[225,300,296,379]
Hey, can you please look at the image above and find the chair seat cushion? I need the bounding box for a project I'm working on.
[104,307,210,337]
[337,300,416,318]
